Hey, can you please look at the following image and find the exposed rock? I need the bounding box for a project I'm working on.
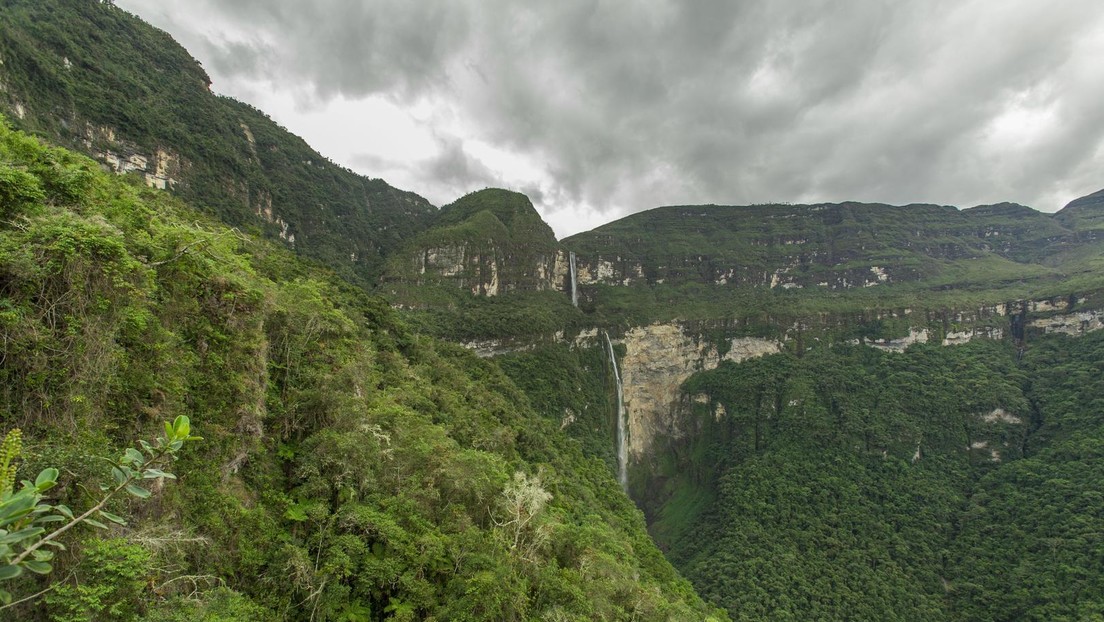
[868,328,929,353]
[982,408,1022,425]
[618,324,781,461]
[1030,311,1104,336]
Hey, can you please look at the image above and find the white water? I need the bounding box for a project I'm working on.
[569,251,578,307]
[604,332,628,490]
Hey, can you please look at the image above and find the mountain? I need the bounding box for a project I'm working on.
[0,119,724,621]
[7,2,1104,620]
[0,0,437,285]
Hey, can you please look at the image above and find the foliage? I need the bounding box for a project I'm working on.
[0,120,724,620]
[656,335,1104,620]
[0,0,437,285]
[0,416,196,608]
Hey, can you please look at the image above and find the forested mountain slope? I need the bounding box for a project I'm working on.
[0,121,724,621]
[0,0,437,285]
[6,2,1104,621]
[562,197,1104,327]
[658,333,1104,621]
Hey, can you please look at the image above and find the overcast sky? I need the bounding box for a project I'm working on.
[117,0,1104,238]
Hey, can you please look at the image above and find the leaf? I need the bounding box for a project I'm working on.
[0,526,44,545]
[34,468,59,492]
[55,504,73,520]
[124,448,145,466]
[0,588,10,604]
[0,565,22,580]
[142,469,175,480]
[22,560,52,574]
[31,549,54,562]
[173,415,190,438]
[125,484,151,499]
[98,510,127,526]
[34,514,66,524]
[84,518,108,530]
[164,421,174,440]
[111,466,127,486]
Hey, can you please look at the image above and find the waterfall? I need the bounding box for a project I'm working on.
[568,251,578,307]
[604,332,628,490]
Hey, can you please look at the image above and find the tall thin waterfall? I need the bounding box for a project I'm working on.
[568,251,578,307]
[604,332,628,490]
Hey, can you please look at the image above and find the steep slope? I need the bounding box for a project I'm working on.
[560,199,1104,327]
[657,332,1104,621]
[0,121,725,621]
[0,0,436,285]
[382,188,586,343]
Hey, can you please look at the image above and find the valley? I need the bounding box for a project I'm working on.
[3,1,1104,620]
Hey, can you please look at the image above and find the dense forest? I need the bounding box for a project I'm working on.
[0,121,723,620]
[4,1,1104,621]
[657,337,1104,620]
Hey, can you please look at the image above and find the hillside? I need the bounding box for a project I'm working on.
[561,198,1104,328]
[0,0,437,285]
[7,3,1104,620]
[0,120,724,620]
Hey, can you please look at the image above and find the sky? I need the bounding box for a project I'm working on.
[116,0,1104,239]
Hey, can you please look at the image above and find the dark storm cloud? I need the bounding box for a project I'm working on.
[120,0,1104,230]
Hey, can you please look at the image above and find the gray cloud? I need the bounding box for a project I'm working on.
[119,0,1104,234]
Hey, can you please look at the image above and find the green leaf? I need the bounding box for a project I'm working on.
[34,468,59,492]
[0,490,38,527]
[84,518,108,530]
[142,469,175,480]
[34,514,66,524]
[173,415,191,438]
[98,510,127,525]
[0,588,10,604]
[55,504,73,520]
[0,565,22,580]
[0,526,44,545]
[111,466,127,486]
[22,560,52,574]
[31,549,54,562]
[125,484,151,499]
[164,421,174,440]
[124,448,145,465]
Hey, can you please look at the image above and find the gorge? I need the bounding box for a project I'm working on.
[3,1,1104,620]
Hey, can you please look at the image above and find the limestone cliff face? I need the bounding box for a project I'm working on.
[615,324,781,462]
[386,189,564,297]
[591,293,1102,484]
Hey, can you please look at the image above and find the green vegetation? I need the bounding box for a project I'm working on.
[0,121,724,620]
[649,335,1104,620]
[6,3,1104,620]
[0,0,437,285]
[563,200,1104,328]
[497,344,618,469]
[0,418,195,609]
[381,189,581,340]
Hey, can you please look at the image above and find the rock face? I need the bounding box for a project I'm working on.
[385,189,564,297]
[562,201,1080,296]
[617,324,781,462]
[1030,310,1104,336]
[597,293,1103,485]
